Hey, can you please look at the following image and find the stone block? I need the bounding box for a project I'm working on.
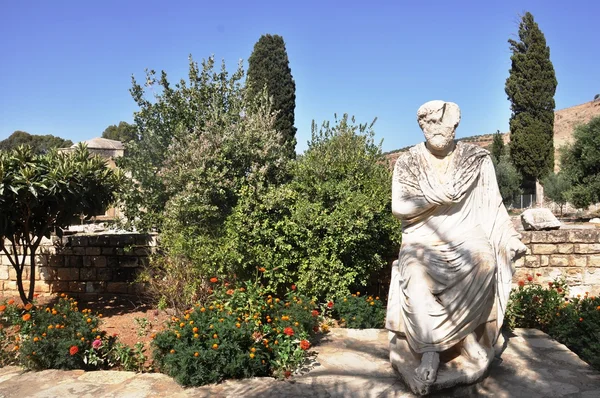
[51,281,70,293]
[570,255,587,267]
[69,236,89,247]
[107,282,129,294]
[87,235,111,246]
[57,268,79,281]
[523,255,540,268]
[96,268,112,281]
[557,244,574,254]
[48,255,64,267]
[112,268,137,282]
[530,231,547,243]
[127,282,146,295]
[85,282,105,294]
[92,256,107,267]
[549,256,569,267]
[588,255,600,267]
[521,209,561,231]
[72,247,86,256]
[583,268,600,286]
[80,268,96,281]
[39,267,57,281]
[565,268,583,285]
[135,235,153,246]
[68,282,86,293]
[110,234,136,247]
[107,257,119,268]
[575,244,600,254]
[85,247,102,256]
[520,232,532,244]
[101,248,115,255]
[540,255,550,267]
[0,266,9,280]
[531,244,557,255]
[119,256,139,268]
[545,230,570,243]
[68,256,84,268]
[568,230,600,243]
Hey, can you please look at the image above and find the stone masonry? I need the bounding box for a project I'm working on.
[0,233,156,297]
[515,229,600,296]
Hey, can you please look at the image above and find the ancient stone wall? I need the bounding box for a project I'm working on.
[0,233,156,297]
[516,229,600,296]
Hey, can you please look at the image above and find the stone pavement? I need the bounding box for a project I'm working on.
[0,328,599,397]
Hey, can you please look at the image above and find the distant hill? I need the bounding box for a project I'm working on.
[385,100,600,168]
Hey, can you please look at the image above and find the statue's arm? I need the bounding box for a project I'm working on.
[391,176,433,220]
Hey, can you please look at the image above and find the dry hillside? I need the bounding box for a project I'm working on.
[385,100,600,169]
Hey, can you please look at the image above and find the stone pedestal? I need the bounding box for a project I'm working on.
[389,331,495,396]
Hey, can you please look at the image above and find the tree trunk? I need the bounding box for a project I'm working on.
[28,249,36,302]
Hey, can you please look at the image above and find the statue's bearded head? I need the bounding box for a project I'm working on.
[417,101,461,154]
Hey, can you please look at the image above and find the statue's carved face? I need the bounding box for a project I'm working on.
[417,101,460,154]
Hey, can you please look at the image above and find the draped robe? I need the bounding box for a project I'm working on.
[385,141,520,354]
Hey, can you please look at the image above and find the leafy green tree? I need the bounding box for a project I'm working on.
[101,121,138,143]
[247,34,297,159]
[492,154,523,206]
[541,172,571,215]
[0,144,123,303]
[0,131,72,154]
[491,130,505,163]
[505,12,557,182]
[227,115,401,299]
[559,116,600,209]
[119,56,247,231]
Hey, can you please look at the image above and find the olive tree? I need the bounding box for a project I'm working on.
[0,144,123,303]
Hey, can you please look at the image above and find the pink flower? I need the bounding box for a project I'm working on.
[92,339,102,349]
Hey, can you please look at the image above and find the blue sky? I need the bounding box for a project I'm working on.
[1,0,599,153]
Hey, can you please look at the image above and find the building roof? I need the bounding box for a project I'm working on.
[72,137,124,150]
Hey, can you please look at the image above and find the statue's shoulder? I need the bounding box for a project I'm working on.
[394,143,423,167]
[455,141,490,158]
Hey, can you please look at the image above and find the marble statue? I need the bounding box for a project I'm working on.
[386,101,527,395]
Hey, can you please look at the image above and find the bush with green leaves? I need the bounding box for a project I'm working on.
[332,293,386,329]
[0,295,120,370]
[0,145,123,303]
[504,274,566,331]
[505,275,600,370]
[227,115,401,299]
[151,278,319,386]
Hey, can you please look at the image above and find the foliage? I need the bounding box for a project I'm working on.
[505,12,557,182]
[505,274,567,331]
[492,154,523,206]
[0,295,121,370]
[559,116,600,209]
[548,293,600,369]
[505,276,600,370]
[120,56,251,232]
[0,131,73,154]
[0,145,123,302]
[332,293,386,329]
[541,172,571,215]
[101,121,138,143]
[247,34,297,160]
[490,130,505,163]
[151,279,320,386]
[226,115,401,299]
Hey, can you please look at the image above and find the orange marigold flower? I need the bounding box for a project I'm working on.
[258,267,266,272]
[284,370,292,378]
[239,287,246,292]
[249,353,255,359]
[596,306,600,311]
[22,313,31,321]
[518,280,525,287]
[69,346,79,356]
[300,340,311,350]
[194,352,199,357]
[527,275,533,282]
[7,299,15,305]
[327,301,334,309]
[226,289,235,295]
[210,277,218,283]
[579,317,584,322]
[548,282,553,287]
[311,310,319,317]
[291,284,296,291]
[283,327,294,336]
[86,318,92,323]
[536,273,542,277]
[170,349,175,354]
[212,343,219,350]
[24,303,33,311]
[0,305,6,312]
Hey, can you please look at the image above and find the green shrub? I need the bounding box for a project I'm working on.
[0,295,119,370]
[505,275,600,370]
[504,275,567,331]
[151,279,319,386]
[332,292,386,329]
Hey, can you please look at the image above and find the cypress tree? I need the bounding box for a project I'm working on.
[491,130,505,163]
[247,34,297,159]
[505,12,557,182]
